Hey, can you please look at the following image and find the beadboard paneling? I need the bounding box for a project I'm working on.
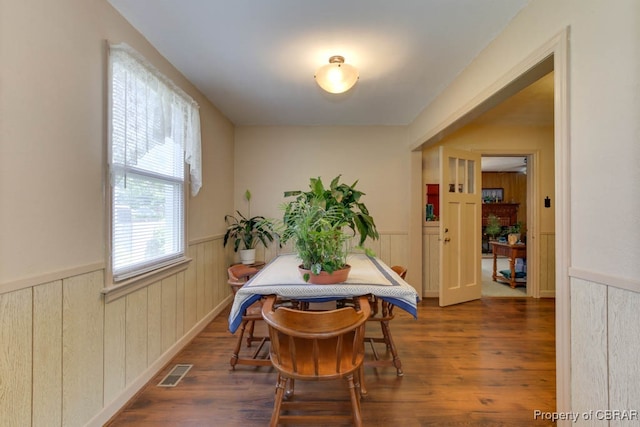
[176,271,185,338]
[161,275,178,353]
[0,288,32,426]
[213,242,227,306]
[104,297,126,404]
[203,241,214,314]
[33,281,62,427]
[540,232,556,295]
[184,245,197,331]
[608,287,640,425]
[384,233,409,269]
[125,288,148,385]
[570,279,608,419]
[422,226,440,296]
[196,244,205,320]
[147,281,162,364]
[1,237,229,426]
[62,270,104,427]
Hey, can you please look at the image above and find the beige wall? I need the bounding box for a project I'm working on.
[234,126,410,233]
[0,0,234,287]
[0,0,235,425]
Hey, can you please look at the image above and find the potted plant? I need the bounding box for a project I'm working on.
[507,221,523,245]
[223,190,279,264]
[281,198,351,283]
[283,175,379,246]
[484,214,503,241]
[281,176,379,283]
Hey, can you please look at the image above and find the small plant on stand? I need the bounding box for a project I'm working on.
[507,221,523,245]
[223,190,278,264]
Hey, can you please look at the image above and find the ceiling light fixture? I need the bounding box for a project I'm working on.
[314,55,359,94]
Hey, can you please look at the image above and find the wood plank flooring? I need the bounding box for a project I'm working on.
[107,297,556,426]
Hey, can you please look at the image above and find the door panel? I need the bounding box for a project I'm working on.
[439,146,482,306]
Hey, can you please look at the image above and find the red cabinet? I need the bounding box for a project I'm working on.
[425,184,439,221]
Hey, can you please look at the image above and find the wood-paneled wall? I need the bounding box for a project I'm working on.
[482,172,527,226]
[0,232,411,427]
[539,232,556,297]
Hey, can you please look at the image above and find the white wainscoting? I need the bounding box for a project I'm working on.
[0,236,232,427]
[570,273,640,425]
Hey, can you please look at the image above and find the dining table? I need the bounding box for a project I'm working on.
[228,253,420,334]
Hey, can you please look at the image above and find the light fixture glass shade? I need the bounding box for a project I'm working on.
[314,56,359,94]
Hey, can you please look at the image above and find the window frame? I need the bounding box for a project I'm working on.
[103,44,198,299]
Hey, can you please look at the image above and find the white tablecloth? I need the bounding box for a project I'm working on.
[228,253,419,333]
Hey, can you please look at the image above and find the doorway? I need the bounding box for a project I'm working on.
[481,155,529,297]
[410,30,571,412]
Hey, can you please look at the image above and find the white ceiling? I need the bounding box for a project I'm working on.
[482,156,527,172]
[107,0,530,126]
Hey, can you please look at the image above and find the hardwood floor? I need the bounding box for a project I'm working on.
[107,298,556,426]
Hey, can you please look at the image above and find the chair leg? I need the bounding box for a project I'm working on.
[358,364,367,396]
[270,374,287,427]
[229,319,248,369]
[245,319,256,347]
[346,374,363,427]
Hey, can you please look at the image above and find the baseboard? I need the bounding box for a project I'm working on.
[87,295,233,427]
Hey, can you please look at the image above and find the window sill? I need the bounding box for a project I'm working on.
[102,257,192,303]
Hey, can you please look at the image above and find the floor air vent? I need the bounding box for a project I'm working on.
[158,364,193,387]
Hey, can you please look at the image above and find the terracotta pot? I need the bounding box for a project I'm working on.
[298,264,351,285]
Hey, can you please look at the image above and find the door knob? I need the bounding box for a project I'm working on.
[444,237,451,242]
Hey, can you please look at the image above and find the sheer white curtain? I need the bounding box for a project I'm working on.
[109,43,201,280]
[109,43,201,196]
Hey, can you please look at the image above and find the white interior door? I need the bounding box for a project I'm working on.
[439,146,482,306]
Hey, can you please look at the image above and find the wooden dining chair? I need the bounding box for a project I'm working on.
[261,294,371,427]
[363,265,407,377]
[227,264,271,369]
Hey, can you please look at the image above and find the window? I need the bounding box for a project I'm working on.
[109,43,201,282]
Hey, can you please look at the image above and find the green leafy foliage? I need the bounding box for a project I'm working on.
[507,221,523,234]
[223,211,278,252]
[280,176,379,279]
[281,198,350,274]
[283,175,379,246]
[485,214,503,238]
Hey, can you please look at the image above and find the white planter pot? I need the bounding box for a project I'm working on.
[239,249,256,265]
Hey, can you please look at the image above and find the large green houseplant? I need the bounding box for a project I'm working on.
[280,175,379,283]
